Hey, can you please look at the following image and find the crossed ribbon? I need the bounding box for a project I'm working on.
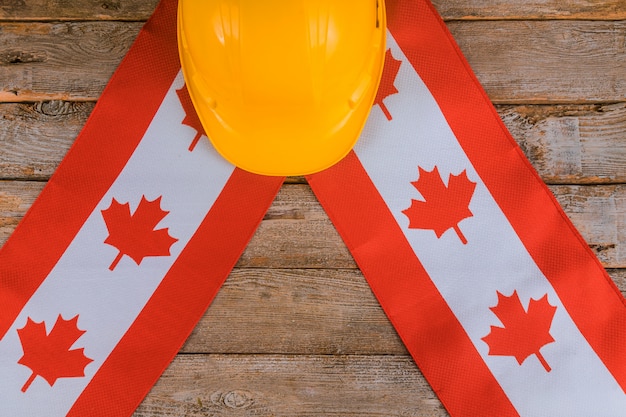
[0,0,624,416]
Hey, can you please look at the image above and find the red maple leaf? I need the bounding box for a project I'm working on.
[373,48,402,120]
[482,291,557,372]
[176,83,206,151]
[402,166,476,244]
[17,315,93,392]
[101,195,178,271]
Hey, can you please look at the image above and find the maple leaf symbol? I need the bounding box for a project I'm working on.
[482,291,557,372]
[373,48,402,120]
[176,83,206,151]
[17,315,93,392]
[101,195,178,271]
[402,166,476,244]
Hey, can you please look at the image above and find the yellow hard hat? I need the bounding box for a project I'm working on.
[177,0,386,176]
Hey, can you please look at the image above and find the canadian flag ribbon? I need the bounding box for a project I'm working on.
[0,0,283,415]
[308,0,626,416]
[0,0,624,416]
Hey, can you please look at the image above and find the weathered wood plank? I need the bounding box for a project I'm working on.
[180,267,625,355]
[1,0,625,21]
[182,268,405,355]
[552,184,626,267]
[0,0,159,21]
[0,22,141,101]
[1,20,625,102]
[447,20,626,103]
[610,268,626,296]
[503,103,626,184]
[133,354,448,417]
[0,101,93,179]
[433,0,626,20]
[0,180,42,216]
[3,182,626,268]
[2,102,625,183]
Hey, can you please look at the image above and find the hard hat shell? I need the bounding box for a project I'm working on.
[178,0,386,176]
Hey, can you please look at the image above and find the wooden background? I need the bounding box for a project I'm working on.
[1,0,625,415]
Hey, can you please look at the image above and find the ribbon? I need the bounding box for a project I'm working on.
[1,0,624,415]
[309,1,626,415]
[0,1,282,414]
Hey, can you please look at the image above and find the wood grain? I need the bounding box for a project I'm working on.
[0,101,93,179]
[447,20,626,103]
[133,354,447,417]
[0,0,160,21]
[0,22,141,101]
[181,268,405,355]
[504,103,626,184]
[1,20,625,102]
[2,103,625,183]
[180,267,625,355]
[1,0,625,21]
[433,0,626,20]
